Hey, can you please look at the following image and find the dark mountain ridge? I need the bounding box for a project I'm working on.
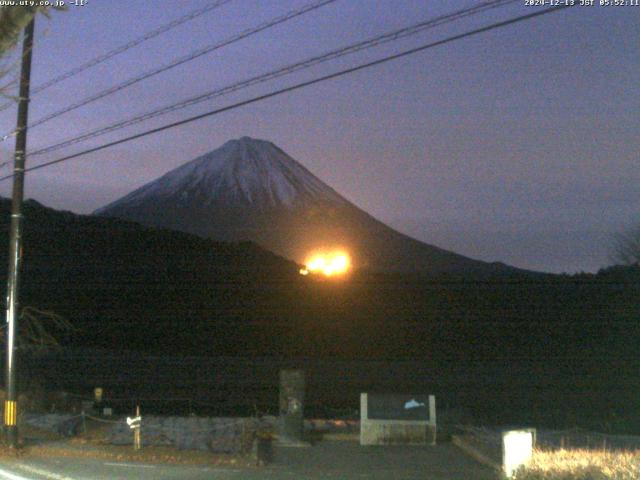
[1,198,638,431]
[0,197,634,359]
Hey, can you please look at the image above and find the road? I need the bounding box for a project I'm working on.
[0,442,498,479]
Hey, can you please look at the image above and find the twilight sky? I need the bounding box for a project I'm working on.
[0,0,637,273]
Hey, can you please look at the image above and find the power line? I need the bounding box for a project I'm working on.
[0,5,573,183]
[27,0,518,158]
[0,0,338,143]
[0,0,234,116]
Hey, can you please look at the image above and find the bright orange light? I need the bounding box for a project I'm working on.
[302,251,351,277]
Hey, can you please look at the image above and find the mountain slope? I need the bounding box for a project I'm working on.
[96,137,521,275]
[0,198,302,353]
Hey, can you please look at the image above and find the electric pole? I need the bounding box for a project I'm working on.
[4,17,35,448]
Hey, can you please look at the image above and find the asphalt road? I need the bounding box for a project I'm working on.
[0,442,498,480]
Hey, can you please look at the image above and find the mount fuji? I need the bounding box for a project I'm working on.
[95,137,517,275]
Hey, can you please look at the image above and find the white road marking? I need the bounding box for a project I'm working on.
[11,463,78,480]
[1,460,242,480]
[102,462,156,468]
[0,465,33,480]
[199,468,241,473]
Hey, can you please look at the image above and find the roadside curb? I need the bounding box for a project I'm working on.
[17,442,257,469]
[451,434,501,472]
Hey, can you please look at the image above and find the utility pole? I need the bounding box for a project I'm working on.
[4,18,35,448]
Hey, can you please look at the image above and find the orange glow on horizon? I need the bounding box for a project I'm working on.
[300,251,351,277]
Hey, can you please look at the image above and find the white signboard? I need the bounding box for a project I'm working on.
[502,430,533,477]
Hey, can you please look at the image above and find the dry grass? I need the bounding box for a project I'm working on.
[514,448,640,480]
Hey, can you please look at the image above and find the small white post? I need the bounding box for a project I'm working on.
[502,430,533,478]
[428,395,436,445]
[428,395,436,424]
[127,406,142,450]
[360,393,368,419]
[134,405,141,450]
[359,393,368,445]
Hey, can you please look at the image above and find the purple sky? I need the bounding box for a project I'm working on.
[0,0,637,273]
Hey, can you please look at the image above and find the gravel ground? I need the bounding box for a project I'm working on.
[14,414,499,479]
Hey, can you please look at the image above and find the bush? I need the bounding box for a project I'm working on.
[514,448,640,480]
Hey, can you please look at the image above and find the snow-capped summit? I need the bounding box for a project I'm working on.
[96,137,519,275]
[96,137,346,213]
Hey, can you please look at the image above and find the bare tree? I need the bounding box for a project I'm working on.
[0,6,66,56]
[0,306,75,351]
[0,6,39,57]
[611,225,640,266]
[0,6,64,100]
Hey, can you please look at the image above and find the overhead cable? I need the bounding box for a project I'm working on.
[0,5,573,182]
[28,0,517,158]
[0,0,235,116]
[0,0,337,142]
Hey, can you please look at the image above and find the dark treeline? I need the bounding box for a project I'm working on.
[1,199,639,431]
